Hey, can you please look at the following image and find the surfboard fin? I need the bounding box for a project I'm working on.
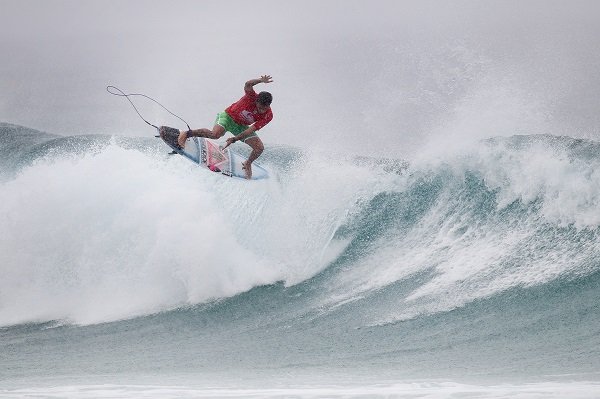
[168,151,178,155]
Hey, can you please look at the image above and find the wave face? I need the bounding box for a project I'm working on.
[1,123,600,382]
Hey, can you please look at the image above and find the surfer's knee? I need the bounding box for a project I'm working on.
[251,138,264,152]
[245,136,263,153]
[212,125,226,139]
[255,141,264,154]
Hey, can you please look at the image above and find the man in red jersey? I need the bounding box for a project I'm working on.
[178,75,274,179]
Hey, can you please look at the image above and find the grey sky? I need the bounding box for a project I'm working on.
[2,0,600,157]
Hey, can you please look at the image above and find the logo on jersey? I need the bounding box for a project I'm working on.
[240,110,255,124]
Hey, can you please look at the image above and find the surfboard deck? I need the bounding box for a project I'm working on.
[158,126,268,180]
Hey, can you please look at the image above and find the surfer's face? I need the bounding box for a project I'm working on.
[256,101,269,113]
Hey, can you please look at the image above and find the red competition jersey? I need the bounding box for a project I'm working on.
[225,89,273,130]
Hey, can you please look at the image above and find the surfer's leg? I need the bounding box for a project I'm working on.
[241,136,264,179]
[199,125,226,139]
[178,125,225,147]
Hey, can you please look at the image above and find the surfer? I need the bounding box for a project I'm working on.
[177,75,274,179]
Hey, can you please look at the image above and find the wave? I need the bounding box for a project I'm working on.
[1,123,599,328]
[313,134,600,326]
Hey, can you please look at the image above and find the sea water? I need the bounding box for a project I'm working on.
[1,123,599,397]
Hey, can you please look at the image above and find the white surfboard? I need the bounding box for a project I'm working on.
[159,126,268,180]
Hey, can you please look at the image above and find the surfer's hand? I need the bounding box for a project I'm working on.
[260,75,273,84]
[223,137,236,149]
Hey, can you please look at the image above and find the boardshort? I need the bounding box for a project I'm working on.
[215,111,258,141]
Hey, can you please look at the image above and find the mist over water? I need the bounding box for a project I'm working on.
[2,1,600,397]
[2,1,600,156]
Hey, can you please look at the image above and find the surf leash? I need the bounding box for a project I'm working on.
[106,85,191,132]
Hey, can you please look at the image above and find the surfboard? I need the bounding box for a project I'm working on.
[158,126,268,180]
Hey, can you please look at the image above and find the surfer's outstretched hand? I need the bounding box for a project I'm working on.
[260,75,273,84]
[223,137,236,150]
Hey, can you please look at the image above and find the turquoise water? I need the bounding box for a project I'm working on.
[1,123,599,396]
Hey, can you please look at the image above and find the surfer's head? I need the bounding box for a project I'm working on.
[256,91,272,112]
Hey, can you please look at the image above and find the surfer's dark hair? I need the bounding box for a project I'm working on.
[257,91,272,106]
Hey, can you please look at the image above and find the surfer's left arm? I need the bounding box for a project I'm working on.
[223,126,258,149]
[244,75,273,91]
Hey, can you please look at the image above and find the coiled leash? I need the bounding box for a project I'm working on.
[106,85,192,132]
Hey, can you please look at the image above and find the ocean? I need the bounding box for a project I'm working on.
[1,122,599,397]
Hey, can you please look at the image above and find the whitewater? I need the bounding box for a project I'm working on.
[1,121,599,397]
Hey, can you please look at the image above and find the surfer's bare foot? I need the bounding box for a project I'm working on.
[242,161,252,179]
[177,130,188,148]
